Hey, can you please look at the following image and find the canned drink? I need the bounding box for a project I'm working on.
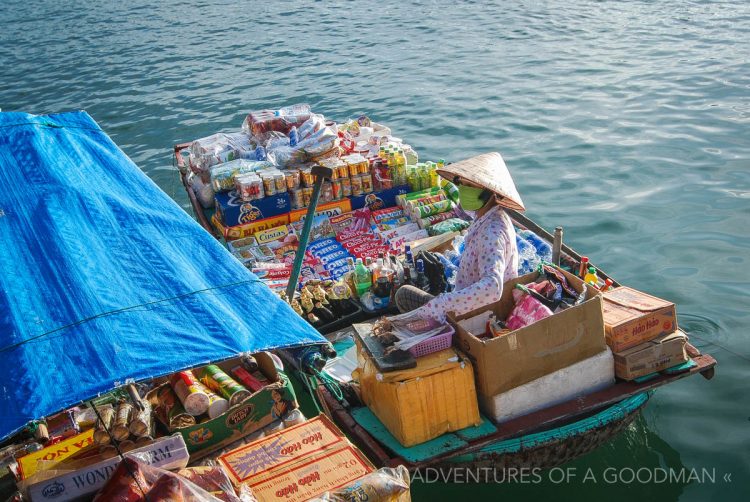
[274,173,286,192]
[261,174,276,196]
[341,177,352,197]
[351,175,363,196]
[332,179,343,200]
[194,365,251,406]
[113,401,132,441]
[285,170,300,191]
[321,182,333,203]
[93,405,115,445]
[170,371,210,417]
[337,166,349,180]
[301,168,314,187]
[361,173,374,193]
[291,188,304,209]
[302,187,313,207]
[347,161,359,178]
[235,173,263,201]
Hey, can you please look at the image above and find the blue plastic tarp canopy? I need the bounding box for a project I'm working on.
[0,111,325,441]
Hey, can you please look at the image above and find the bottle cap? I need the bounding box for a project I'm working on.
[588,266,596,273]
[416,259,425,272]
[581,256,589,262]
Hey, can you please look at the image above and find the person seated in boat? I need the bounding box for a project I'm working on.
[394,152,525,321]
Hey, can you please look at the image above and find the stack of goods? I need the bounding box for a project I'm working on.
[286,280,358,329]
[181,104,456,241]
[217,415,411,502]
[1,353,301,501]
[396,186,468,236]
[448,263,613,424]
[600,285,686,380]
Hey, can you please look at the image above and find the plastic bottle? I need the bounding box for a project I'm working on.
[518,230,552,262]
[353,258,372,297]
[396,149,407,187]
[418,165,431,191]
[289,126,299,147]
[404,245,414,268]
[379,254,395,283]
[371,254,384,281]
[600,278,614,292]
[428,162,439,188]
[415,259,431,292]
[584,267,600,288]
[578,256,589,278]
[402,267,415,287]
[390,253,404,285]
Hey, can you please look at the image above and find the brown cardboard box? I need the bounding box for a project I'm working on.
[614,330,689,380]
[218,415,374,501]
[449,268,606,398]
[602,286,677,352]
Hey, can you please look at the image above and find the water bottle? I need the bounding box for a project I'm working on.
[518,230,552,262]
[254,146,266,161]
[515,234,537,274]
[289,126,299,147]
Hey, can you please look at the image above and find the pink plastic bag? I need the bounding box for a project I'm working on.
[506,293,553,330]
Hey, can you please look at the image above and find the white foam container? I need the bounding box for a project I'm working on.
[481,348,615,424]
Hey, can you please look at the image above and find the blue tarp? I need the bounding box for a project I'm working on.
[0,111,325,440]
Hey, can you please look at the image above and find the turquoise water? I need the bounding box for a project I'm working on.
[2,0,748,500]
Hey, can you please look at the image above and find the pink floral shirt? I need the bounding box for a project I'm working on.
[416,205,518,322]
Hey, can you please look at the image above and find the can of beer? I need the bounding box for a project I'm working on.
[337,166,349,180]
[154,385,196,430]
[274,173,286,193]
[261,174,276,196]
[194,365,251,406]
[285,170,300,191]
[290,188,304,209]
[112,401,132,441]
[93,404,115,445]
[170,371,210,417]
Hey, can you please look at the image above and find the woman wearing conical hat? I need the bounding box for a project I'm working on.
[394,152,524,321]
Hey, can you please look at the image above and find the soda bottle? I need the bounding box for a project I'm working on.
[407,166,419,192]
[584,267,600,288]
[390,253,404,285]
[353,258,372,297]
[396,149,407,187]
[415,259,431,292]
[371,254,384,281]
[428,162,439,188]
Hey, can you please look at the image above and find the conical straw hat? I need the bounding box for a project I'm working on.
[437,152,525,212]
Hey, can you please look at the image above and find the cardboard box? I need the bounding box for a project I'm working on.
[18,429,95,479]
[355,347,481,447]
[215,190,291,227]
[218,414,348,484]
[614,330,689,380]
[26,434,189,502]
[602,286,677,352]
[350,185,409,211]
[288,199,352,223]
[212,213,289,241]
[218,415,374,502]
[147,353,299,460]
[248,445,373,502]
[449,268,606,398]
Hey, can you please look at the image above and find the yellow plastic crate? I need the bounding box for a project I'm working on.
[355,346,481,447]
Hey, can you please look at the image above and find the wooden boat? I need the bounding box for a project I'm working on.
[173,142,717,473]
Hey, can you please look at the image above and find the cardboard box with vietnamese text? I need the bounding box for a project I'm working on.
[602,286,677,352]
[614,330,688,380]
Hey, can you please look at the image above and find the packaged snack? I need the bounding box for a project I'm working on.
[427,218,471,236]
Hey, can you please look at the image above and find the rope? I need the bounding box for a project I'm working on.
[0,279,263,354]
[300,373,323,415]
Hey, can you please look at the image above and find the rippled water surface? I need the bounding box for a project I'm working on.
[2,1,748,500]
